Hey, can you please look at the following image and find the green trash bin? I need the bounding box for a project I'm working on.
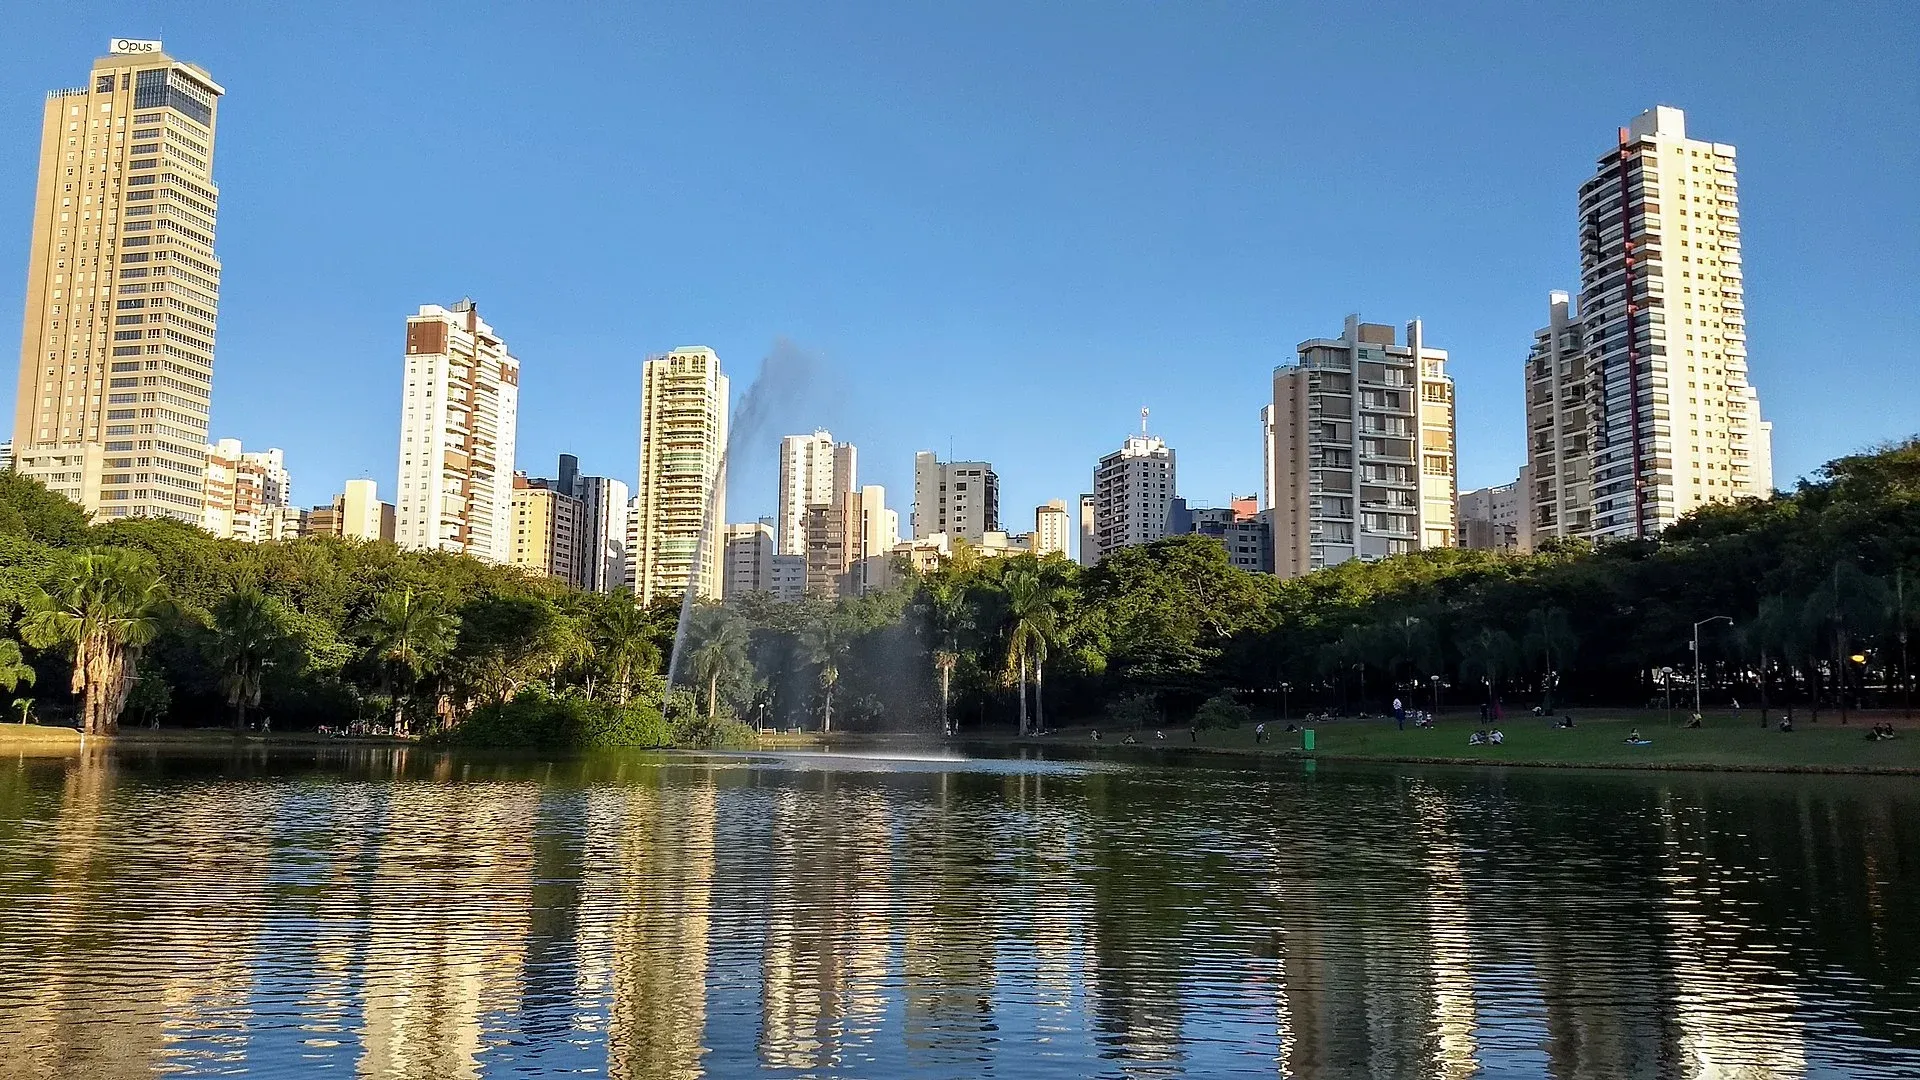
[1303,728,1315,752]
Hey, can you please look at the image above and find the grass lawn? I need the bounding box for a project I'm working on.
[1139,710,1920,773]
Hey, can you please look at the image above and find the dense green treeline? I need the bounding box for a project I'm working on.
[2,437,1917,741]
[0,473,709,745]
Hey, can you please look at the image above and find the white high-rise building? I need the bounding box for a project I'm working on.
[395,300,519,562]
[1089,430,1176,563]
[202,438,290,542]
[724,520,776,598]
[11,40,224,523]
[911,452,999,542]
[776,431,856,556]
[1578,106,1771,539]
[622,494,641,594]
[1076,494,1096,566]
[1458,480,1522,551]
[1267,316,1456,577]
[633,346,728,605]
[573,474,630,594]
[1033,500,1071,558]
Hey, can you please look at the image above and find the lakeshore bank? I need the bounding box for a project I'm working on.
[934,709,1920,776]
[5,710,1916,775]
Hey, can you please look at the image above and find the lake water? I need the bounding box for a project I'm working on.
[0,745,1915,1079]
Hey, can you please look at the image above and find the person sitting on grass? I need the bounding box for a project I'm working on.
[1122,734,1138,745]
[1489,729,1504,745]
[1625,728,1641,744]
[1684,713,1703,729]
[1468,730,1487,746]
[1868,722,1897,742]
[1778,716,1795,732]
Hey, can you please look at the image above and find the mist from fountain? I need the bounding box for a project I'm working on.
[664,339,826,703]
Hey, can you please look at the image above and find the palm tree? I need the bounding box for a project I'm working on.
[209,589,298,731]
[924,577,970,736]
[1521,607,1577,712]
[1458,626,1520,718]
[0,640,34,697]
[21,549,169,736]
[688,608,750,720]
[592,601,660,704]
[364,587,459,734]
[1004,570,1063,735]
[802,610,856,733]
[12,698,31,725]
[932,649,960,736]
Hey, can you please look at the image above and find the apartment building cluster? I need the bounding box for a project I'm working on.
[1267,105,1772,572]
[5,39,1773,595]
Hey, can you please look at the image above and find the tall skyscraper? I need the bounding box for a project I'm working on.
[1578,106,1771,539]
[509,472,583,587]
[395,300,519,561]
[1033,500,1071,558]
[776,431,856,556]
[1089,428,1176,563]
[1267,316,1456,577]
[633,347,728,605]
[12,40,223,522]
[911,452,999,542]
[202,437,290,541]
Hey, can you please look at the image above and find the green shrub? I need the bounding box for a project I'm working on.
[1107,693,1157,730]
[433,691,679,750]
[577,700,673,749]
[1193,691,1251,730]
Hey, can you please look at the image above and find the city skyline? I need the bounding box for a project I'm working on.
[2,7,1915,542]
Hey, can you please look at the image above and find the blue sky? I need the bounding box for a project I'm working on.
[2,1,1916,529]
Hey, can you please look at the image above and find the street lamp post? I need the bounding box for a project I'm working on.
[1660,667,1674,727]
[1693,615,1734,721]
[1280,682,1291,724]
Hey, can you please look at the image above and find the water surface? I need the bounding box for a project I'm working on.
[0,745,1914,1078]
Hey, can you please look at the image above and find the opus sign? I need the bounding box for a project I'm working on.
[110,38,162,54]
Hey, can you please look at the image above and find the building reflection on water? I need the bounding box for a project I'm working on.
[0,749,1916,1078]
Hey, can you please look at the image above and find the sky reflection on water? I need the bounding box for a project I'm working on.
[0,746,1914,1079]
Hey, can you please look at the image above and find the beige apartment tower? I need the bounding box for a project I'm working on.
[633,347,729,605]
[1267,316,1456,577]
[1033,499,1071,557]
[11,40,223,522]
[509,474,583,588]
[1578,106,1771,538]
[395,301,520,561]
